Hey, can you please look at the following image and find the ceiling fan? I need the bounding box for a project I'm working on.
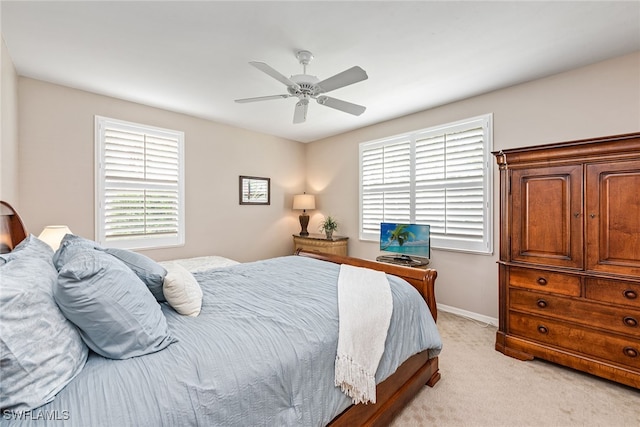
[235,50,368,124]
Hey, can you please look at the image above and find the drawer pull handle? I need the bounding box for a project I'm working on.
[536,277,548,286]
[623,347,638,358]
[623,289,638,300]
[537,325,549,335]
[623,316,638,327]
[536,299,548,309]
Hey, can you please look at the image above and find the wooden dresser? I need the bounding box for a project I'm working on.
[494,132,640,389]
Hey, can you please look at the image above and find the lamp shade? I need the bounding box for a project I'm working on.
[38,225,72,250]
[293,194,316,211]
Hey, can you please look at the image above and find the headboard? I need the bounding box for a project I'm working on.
[0,201,28,254]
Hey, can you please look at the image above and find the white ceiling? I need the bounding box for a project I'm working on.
[2,1,639,143]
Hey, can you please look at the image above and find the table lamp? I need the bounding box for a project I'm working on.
[38,225,72,250]
[293,194,316,236]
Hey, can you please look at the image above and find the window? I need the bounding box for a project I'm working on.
[359,114,493,254]
[95,116,185,250]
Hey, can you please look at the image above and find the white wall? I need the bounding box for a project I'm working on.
[1,37,19,205]
[305,52,640,321]
[17,78,306,262]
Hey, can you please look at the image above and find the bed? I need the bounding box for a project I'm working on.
[0,201,441,426]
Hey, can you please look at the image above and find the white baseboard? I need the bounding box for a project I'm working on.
[438,303,498,327]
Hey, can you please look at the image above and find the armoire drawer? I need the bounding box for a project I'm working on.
[509,288,640,337]
[508,312,640,370]
[508,267,581,297]
[585,278,640,309]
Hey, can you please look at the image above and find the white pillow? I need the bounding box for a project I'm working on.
[159,255,239,273]
[163,262,203,317]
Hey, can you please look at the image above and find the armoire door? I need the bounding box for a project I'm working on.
[586,159,640,276]
[510,165,583,268]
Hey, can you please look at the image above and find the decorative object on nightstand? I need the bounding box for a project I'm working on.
[293,193,315,236]
[38,225,73,250]
[293,234,348,256]
[319,215,338,239]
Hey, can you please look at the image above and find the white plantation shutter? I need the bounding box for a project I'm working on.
[96,116,184,249]
[361,139,412,235]
[360,115,492,253]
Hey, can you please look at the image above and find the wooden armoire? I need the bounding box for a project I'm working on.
[494,132,640,388]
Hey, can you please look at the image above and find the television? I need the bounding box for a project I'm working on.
[378,222,430,266]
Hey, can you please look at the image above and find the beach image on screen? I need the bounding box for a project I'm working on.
[380,223,430,257]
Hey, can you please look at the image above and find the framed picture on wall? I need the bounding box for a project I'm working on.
[239,176,270,205]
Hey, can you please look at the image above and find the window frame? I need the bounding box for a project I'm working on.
[95,116,185,250]
[359,114,493,255]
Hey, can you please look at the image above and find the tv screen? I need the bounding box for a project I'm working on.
[379,223,431,259]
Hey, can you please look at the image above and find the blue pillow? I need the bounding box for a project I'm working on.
[104,248,167,302]
[54,250,176,359]
[0,236,88,411]
[0,234,53,263]
[53,233,102,270]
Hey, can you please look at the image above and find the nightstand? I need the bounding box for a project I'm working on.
[293,234,348,256]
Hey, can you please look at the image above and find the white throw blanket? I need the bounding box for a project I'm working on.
[335,264,393,404]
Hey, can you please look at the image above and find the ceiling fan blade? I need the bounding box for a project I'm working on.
[235,94,290,103]
[316,96,366,116]
[293,99,309,124]
[250,61,298,88]
[317,66,368,93]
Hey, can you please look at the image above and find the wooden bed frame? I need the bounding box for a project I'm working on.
[296,250,441,426]
[0,201,440,426]
[0,201,28,254]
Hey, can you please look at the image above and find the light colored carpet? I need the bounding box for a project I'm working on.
[391,311,640,426]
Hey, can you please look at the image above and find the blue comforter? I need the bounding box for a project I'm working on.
[1,256,441,426]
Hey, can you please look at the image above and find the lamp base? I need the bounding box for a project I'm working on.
[299,213,310,236]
